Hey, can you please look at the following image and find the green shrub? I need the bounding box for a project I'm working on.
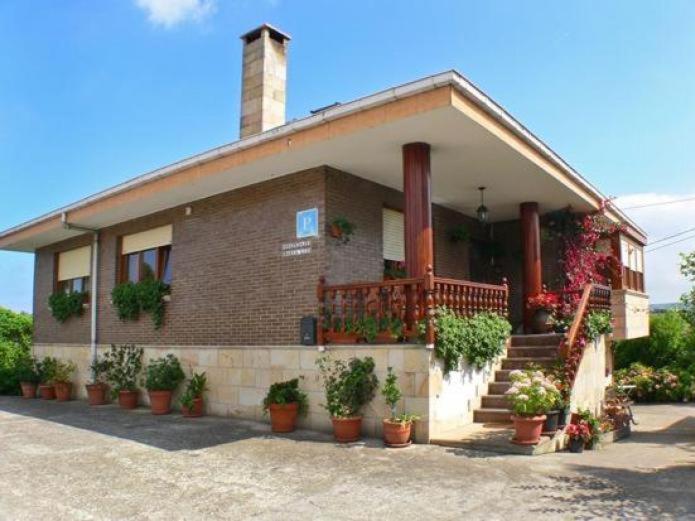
[316,356,378,418]
[180,372,208,409]
[615,362,692,402]
[53,359,77,383]
[37,356,59,384]
[0,307,33,395]
[614,311,694,370]
[104,344,143,394]
[381,367,402,418]
[48,291,86,323]
[143,354,185,391]
[262,378,308,415]
[584,310,613,341]
[112,279,169,329]
[14,356,40,384]
[425,308,511,373]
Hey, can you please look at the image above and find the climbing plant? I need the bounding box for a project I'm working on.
[48,291,87,323]
[111,279,169,329]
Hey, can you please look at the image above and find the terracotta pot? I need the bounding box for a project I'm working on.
[383,419,412,447]
[331,416,362,443]
[38,384,56,400]
[568,437,585,453]
[148,390,173,415]
[531,309,554,334]
[375,332,399,344]
[326,332,359,344]
[182,397,205,418]
[542,410,560,435]
[86,383,108,406]
[20,382,37,399]
[54,381,72,401]
[329,223,343,239]
[511,414,546,445]
[118,390,139,409]
[269,402,299,432]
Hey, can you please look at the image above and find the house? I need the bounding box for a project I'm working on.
[0,24,649,441]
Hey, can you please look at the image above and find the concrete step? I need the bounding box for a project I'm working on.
[474,408,512,424]
[481,395,511,409]
[488,381,511,394]
[511,333,564,347]
[507,346,559,358]
[501,357,557,370]
[495,369,512,382]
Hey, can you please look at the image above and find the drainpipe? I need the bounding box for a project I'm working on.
[61,213,99,372]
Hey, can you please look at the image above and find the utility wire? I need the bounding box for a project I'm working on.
[617,195,695,210]
[645,233,695,253]
[649,226,695,246]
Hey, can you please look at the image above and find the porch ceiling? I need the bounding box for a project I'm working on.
[0,72,618,252]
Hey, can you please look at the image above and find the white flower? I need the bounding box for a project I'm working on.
[533,371,544,378]
[505,386,519,395]
[537,387,546,396]
[532,376,544,384]
[509,369,524,379]
[517,394,529,401]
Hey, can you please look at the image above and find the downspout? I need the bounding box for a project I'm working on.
[61,213,99,372]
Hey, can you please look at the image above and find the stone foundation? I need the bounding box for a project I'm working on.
[570,334,610,416]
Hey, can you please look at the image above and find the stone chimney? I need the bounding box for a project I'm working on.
[239,24,290,138]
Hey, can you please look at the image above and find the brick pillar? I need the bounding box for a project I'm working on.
[403,143,434,278]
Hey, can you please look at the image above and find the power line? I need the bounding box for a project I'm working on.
[645,233,695,253]
[649,226,695,246]
[616,195,695,210]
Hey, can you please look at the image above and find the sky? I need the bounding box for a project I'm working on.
[1,0,694,312]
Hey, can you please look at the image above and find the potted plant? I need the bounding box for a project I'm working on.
[526,292,559,334]
[86,355,112,406]
[180,372,208,418]
[328,217,355,244]
[380,367,418,447]
[577,408,602,449]
[53,360,77,401]
[316,355,379,443]
[104,344,143,409]
[262,378,308,432]
[375,316,403,344]
[143,354,185,415]
[17,357,40,399]
[505,369,561,445]
[37,356,58,400]
[566,422,591,453]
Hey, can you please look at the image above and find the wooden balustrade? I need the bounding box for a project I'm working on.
[620,267,645,293]
[317,266,509,345]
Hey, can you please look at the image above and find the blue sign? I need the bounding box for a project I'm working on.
[296,208,319,238]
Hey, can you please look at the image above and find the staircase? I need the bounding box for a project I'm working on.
[473,333,564,424]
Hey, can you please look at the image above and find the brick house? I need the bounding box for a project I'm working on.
[0,24,649,441]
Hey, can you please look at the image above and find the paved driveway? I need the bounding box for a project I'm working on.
[0,397,693,520]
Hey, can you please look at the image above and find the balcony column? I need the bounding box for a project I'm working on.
[520,202,542,332]
[403,142,433,278]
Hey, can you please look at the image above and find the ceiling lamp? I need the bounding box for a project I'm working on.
[476,186,489,224]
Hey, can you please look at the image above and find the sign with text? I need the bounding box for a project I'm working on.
[296,208,319,238]
[281,240,312,257]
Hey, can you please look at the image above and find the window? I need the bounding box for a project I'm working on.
[120,225,173,284]
[382,208,405,262]
[56,246,91,294]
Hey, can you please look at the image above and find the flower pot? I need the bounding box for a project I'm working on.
[542,410,560,435]
[54,381,72,401]
[568,437,585,453]
[375,332,399,344]
[148,390,173,415]
[182,397,204,418]
[269,402,299,433]
[20,382,37,399]
[511,414,546,445]
[331,416,362,443]
[118,390,139,409]
[86,383,108,406]
[531,309,554,334]
[38,384,56,400]
[382,419,412,448]
[329,223,343,240]
[326,332,359,344]
[557,406,571,428]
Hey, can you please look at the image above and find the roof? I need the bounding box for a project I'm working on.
[0,70,647,251]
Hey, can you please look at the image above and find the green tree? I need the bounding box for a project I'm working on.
[0,307,34,394]
[680,251,695,327]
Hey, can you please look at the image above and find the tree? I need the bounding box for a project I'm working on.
[0,307,33,394]
[680,251,695,327]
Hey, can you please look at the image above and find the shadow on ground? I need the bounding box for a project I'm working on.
[0,396,359,451]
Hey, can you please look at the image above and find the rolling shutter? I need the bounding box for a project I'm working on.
[382,208,404,261]
[122,225,172,255]
[57,246,91,281]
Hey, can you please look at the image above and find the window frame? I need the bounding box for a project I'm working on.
[119,244,172,284]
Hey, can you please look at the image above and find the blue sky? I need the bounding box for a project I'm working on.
[1,0,694,311]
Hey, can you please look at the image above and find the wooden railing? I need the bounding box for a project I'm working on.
[317,265,509,345]
[559,283,612,386]
[619,267,645,293]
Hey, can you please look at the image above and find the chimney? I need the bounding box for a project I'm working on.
[239,24,291,138]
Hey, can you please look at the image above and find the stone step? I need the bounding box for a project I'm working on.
[501,357,557,370]
[488,381,511,394]
[511,333,564,347]
[481,395,511,409]
[507,346,559,358]
[474,408,512,424]
[495,369,512,382]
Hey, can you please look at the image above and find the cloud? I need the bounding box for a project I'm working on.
[135,0,216,28]
[613,192,695,304]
